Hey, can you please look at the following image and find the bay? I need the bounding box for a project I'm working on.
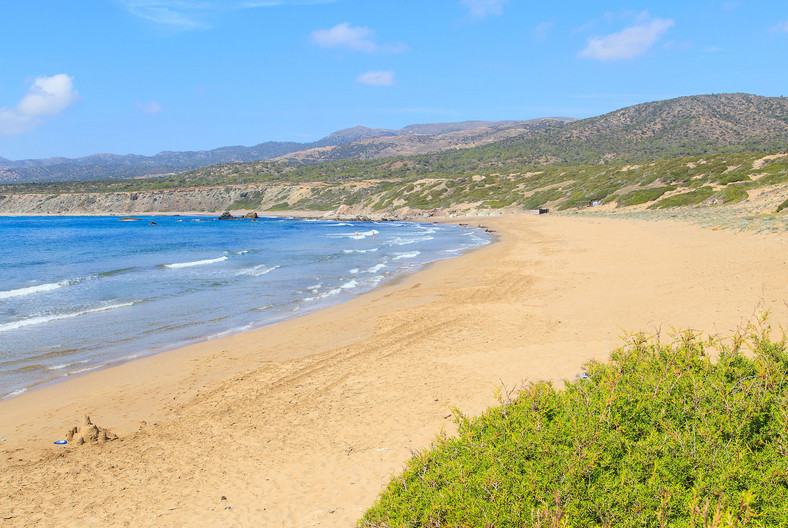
[0,215,488,399]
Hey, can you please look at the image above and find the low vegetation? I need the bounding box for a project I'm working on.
[3,151,786,216]
[360,321,788,527]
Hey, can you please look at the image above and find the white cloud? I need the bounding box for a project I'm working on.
[356,70,395,86]
[0,74,79,136]
[770,20,788,32]
[311,22,407,54]
[118,0,336,29]
[137,101,163,114]
[312,22,377,52]
[460,0,506,18]
[580,14,674,61]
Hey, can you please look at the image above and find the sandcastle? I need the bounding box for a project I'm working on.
[65,415,118,445]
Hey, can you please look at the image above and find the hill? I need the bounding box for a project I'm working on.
[0,120,552,184]
[2,93,788,219]
[275,118,569,163]
[422,93,788,169]
[268,93,788,167]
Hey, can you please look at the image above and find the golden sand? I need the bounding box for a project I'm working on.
[2,214,787,527]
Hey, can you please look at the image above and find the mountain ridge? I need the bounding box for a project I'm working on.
[0,120,564,183]
[3,93,788,185]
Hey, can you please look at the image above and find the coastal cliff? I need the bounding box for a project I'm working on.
[3,150,788,218]
[0,182,494,218]
[0,185,319,216]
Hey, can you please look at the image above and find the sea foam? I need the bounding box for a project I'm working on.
[342,248,379,253]
[0,280,69,300]
[164,256,228,269]
[388,235,434,246]
[365,263,386,274]
[236,264,280,277]
[0,302,136,333]
[392,251,421,260]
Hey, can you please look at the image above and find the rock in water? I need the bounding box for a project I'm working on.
[218,211,236,220]
[244,211,258,219]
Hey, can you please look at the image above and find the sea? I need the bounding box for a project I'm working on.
[0,215,489,400]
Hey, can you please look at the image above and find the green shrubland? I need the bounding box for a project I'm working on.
[649,187,716,209]
[360,321,788,527]
[616,186,677,207]
[2,150,787,215]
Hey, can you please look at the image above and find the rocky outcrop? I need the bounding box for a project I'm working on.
[0,182,503,219]
[0,185,307,215]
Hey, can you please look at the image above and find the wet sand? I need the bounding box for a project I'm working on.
[2,214,788,527]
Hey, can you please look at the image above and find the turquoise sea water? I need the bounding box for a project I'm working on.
[0,215,488,399]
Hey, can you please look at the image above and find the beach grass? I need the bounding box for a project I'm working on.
[360,319,788,527]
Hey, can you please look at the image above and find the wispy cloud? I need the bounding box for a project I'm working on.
[311,22,407,53]
[532,21,555,41]
[0,74,79,136]
[120,1,210,29]
[118,0,336,29]
[312,22,377,52]
[356,70,395,86]
[136,101,163,114]
[662,39,692,52]
[579,13,674,61]
[770,20,788,32]
[460,0,506,18]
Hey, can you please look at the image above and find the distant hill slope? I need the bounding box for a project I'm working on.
[4,93,787,185]
[275,118,571,163]
[0,120,556,184]
[273,94,788,167]
[456,93,788,166]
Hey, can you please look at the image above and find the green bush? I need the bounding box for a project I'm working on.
[718,173,751,185]
[649,186,715,209]
[360,324,788,527]
[777,198,788,213]
[617,185,676,207]
[718,186,749,204]
[522,188,565,210]
[265,202,292,211]
[229,190,265,210]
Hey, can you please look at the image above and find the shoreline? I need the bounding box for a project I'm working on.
[0,214,490,402]
[0,215,495,448]
[3,213,788,527]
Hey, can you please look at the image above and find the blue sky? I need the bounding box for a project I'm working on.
[1,0,787,160]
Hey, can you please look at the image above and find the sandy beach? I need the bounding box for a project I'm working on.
[2,213,788,527]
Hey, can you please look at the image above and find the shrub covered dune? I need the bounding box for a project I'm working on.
[360,321,788,527]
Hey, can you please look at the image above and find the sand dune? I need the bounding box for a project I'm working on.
[2,214,788,527]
